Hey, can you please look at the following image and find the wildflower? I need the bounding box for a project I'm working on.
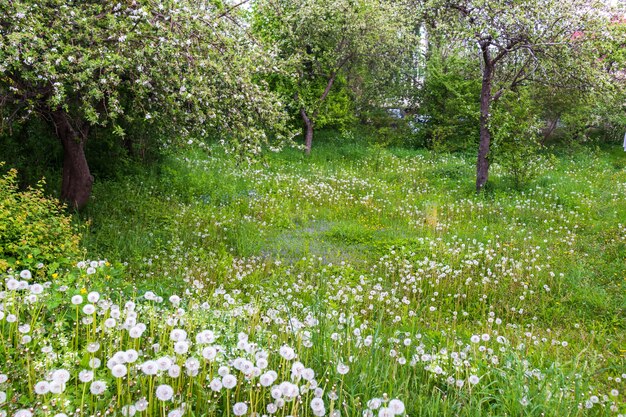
[82,304,96,315]
[14,410,32,417]
[233,402,248,416]
[121,405,136,417]
[0,391,5,403]
[135,398,149,411]
[174,341,189,354]
[222,374,237,389]
[87,291,100,302]
[155,384,174,401]
[111,364,127,378]
[19,270,31,280]
[202,346,217,361]
[30,284,43,294]
[156,356,173,371]
[367,398,382,409]
[125,349,139,363]
[141,360,159,375]
[79,370,94,383]
[311,398,325,412]
[170,328,187,342]
[337,363,349,375]
[168,409,183,417]
[34,381,50,395]
[470,335,480,343]
[87,342,100,353]
[52,369,70,383]
[279,345,296,360]
[90,380,107,395]
[210,378,223,392]
[378,408,394,417]
[168,365,181,378]
[520,396,529,406]
[388,399,405,414]
[469,375,480,385]
[71,295,83,305]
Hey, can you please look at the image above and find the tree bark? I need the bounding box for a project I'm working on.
[49,110,93,210]
[476,60,494,192]
[300,107,314,156]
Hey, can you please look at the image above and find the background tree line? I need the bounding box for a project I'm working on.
[1,0,624,207]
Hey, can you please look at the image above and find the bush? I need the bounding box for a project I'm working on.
[0,164,82,275]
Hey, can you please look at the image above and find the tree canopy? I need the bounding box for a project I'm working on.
[0,0,290,208]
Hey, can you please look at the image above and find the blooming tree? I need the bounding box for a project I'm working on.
[419,0,609,191]
[253,0,415,155]
[0,1,289,208]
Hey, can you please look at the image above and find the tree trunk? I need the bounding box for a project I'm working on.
[50,110,93,210]
[300,107,314,156]
[476,62,494,192]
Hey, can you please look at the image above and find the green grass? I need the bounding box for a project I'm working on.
[2,137,622,416]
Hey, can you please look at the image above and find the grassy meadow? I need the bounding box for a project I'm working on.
[1,137,626,416]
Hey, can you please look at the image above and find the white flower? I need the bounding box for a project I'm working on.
[49,380,65,394]
[196,330,215,344]
[310,398,325,412]
[202,346,217,361]
[259,372,274,387]
[0,391,6,403]
[30,284,43,294]
[170,329,187,342]
[86,267,96,275]
[469,375,480,385]
[174,341,189,355]
[157,356,173,371]
[481,334,490,342]
[112,364,127,378]
[222,374,237,389]
[129,326,144,339]
[90,380,107,395]
[141,360,159,375]
[52,369,70,383]
[71,295,83,305]
[209,378,223,392]
[14,410,32,417]
[135,398,149,411]
[87,291,100,303]
[336,363,349,375]
[89,358,101,369]
[87,342,100,353]
[156,384,174,401]
[168,409,183,417]
[168,365,181,378]
[388,399,405,414]
[378,408,394,417]
[470,335,480,344]
[19,270,32,280]
[279,345,296,360]
[233,402,248,416]
[34,381,50,395]
[104,318,117,328]
[125,349,139,363]
[121,405,136,417]
[79,370,94,383]
[83,304,96,315]
[367,398,381,409]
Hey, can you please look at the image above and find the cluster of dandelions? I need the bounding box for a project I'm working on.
[2,256,625,416]
[1,264,408,416]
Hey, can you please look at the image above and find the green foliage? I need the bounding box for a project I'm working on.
[0,165,81,274]
[252,0,415,147]
[417,52,481,151]
[491,89,554,189]
[0,1,291,161]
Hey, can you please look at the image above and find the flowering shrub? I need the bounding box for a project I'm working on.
[0,166,81,275]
